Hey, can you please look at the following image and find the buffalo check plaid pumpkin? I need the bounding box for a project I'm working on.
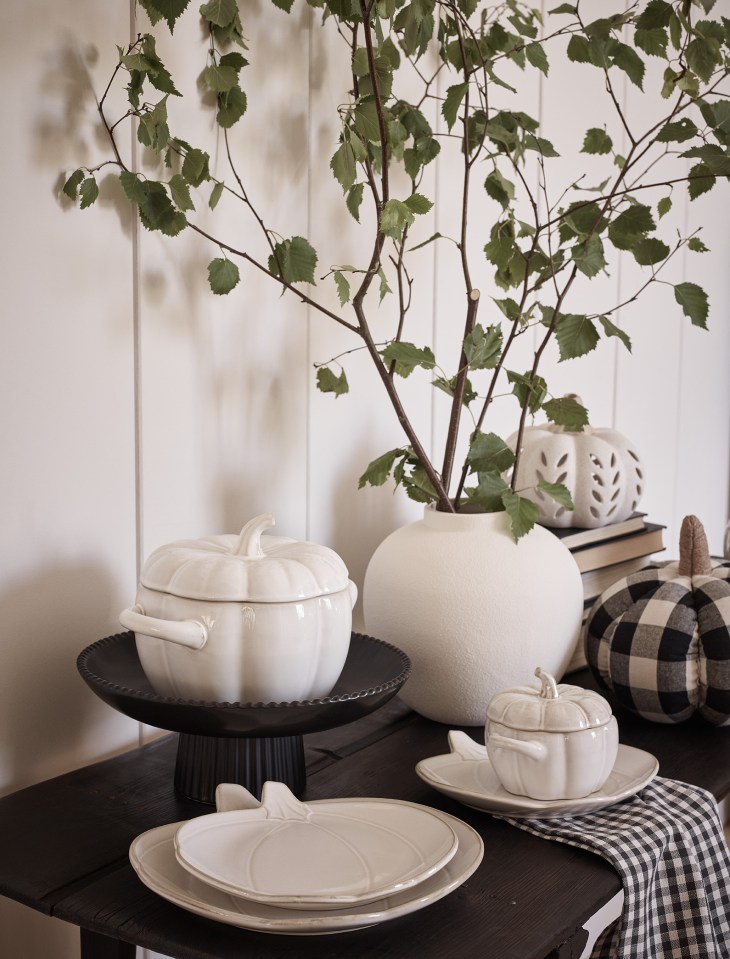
[585,515,730,725]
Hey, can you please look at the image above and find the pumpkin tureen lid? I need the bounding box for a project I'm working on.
[139,513,352,603]
[486,668,614,732]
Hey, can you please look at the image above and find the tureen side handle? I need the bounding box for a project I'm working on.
[119,605,208,650]
[487,731,547,762]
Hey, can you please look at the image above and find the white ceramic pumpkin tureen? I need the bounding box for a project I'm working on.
[119,513,357,704]
[485,668,619,801]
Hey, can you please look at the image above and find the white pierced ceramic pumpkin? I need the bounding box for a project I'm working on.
[485,668,618,800]
[585,515,730,725]
[508,397,644,528]
[120,513,357,703]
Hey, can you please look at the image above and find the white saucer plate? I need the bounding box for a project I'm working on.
[130,805,483,935]
[416,730,659,819]
[174,782,459,909]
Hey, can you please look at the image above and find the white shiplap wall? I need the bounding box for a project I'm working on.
[1,1,729,956]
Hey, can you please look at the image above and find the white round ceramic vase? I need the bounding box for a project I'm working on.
[362,508,584,725]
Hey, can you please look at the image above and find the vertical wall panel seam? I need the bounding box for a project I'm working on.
[430,53,441,462]
[305,6,313,541]
[129,0,145,755]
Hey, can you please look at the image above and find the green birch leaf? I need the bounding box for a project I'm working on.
[674,282,709,328]
[200,0,238,27]
[494,297,521,320]
[144,0,189,31]
[537,480,575,510]
[525,42,549,76]
[401,465,438,505]
[634,27,668,57]
[358,448,404,488]
[484,168,515,209]
[219,51,247,72]
[380,199,415,238]
[353,99,382,143]
[657,195,672,218]
[571,234,607,277]
[330,141,357,192]
[216,85,247,128]
[119,170,148,204]
[169,173,195,211]
[688,236,709,253]
[632,237,670,265]
[688,163,716,200]
[655,118,698,142]
[686,36,719,83]
[378,268,392,302]
[271,0,295,10]
[442,82,469,132]
[182,148,210,186]
[555,313,600,359]
[501,490,539,540]
[203,63,238,93]
[138,0,164,26]
[348,129,368,162]
[636,0,673,29]
[567,34,590,62]
[463,323,503,369]
[287,236,318,284]
[582,128,612,154]
[333,270,350,305]
[408,231,444,253]
[404,193,433,215]
[207,257,240,294]
[316,366,349,397]
[62,169,85,200]
[79,176,99,209]
[608,203,655,250]
[543,395,589,430]
[549,4,577,14]
[524,134,559,157]
[467,431,515,473]
[596,314,632,351]
[346,183,365,222]
[612,42,645,89]
[507,370,547,412]
[433,374,477,406]
[466,471,510,512]
[209,180,225,210]
[381,341,436,376]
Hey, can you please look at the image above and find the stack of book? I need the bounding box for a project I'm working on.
[549,513,666,673]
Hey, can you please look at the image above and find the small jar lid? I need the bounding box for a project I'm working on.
[486,668,614,732]
[139,513,351,603]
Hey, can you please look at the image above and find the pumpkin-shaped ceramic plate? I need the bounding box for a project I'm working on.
[174,782,459,908]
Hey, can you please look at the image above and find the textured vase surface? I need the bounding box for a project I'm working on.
[362,508,584,725]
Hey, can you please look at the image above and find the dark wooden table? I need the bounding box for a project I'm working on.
[1,668,729,959]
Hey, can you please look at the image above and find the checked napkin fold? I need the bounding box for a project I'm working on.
[504,777,730,959]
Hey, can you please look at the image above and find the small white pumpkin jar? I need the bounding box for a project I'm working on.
[485,668,619,801]
[508,396,644,528]
[119,513,357,704]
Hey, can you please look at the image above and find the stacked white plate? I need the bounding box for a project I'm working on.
[129,781,484,935]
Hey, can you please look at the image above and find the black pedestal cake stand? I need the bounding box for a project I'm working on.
[77,632,410,804]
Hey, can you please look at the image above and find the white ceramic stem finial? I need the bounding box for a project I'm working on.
[232,513,276,558]
[535,667,559,700]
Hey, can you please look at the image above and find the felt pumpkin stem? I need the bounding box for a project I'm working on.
[678,515,713,577]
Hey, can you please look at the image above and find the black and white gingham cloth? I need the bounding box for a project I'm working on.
[504,777,730,958]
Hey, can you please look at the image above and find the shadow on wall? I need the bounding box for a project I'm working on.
[0,563,137,798]
[38,36,137,236]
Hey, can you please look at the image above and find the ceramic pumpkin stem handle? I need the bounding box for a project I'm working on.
[233,513,276,558]
[535,667,559,700]
[678,515,713,577]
